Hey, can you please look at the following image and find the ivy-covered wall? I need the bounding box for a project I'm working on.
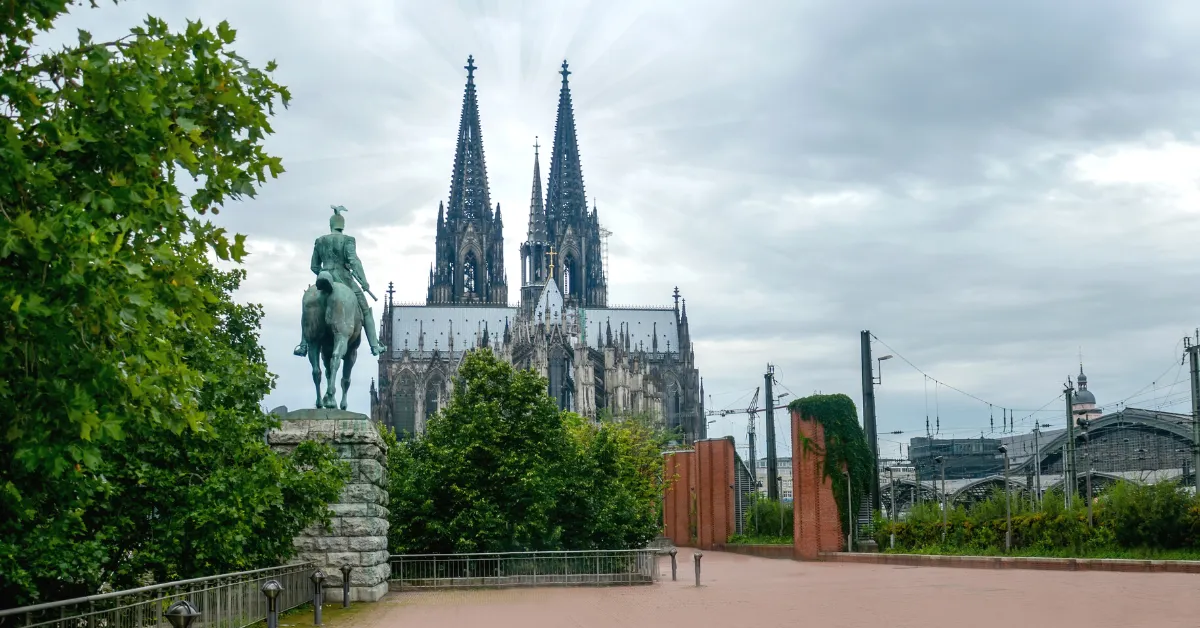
[790,394,873,541]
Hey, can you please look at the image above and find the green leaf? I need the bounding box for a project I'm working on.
[216,20,236,44]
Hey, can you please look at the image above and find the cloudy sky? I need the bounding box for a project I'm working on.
[49,0,1200,459]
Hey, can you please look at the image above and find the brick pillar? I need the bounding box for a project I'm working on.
[695,438,735,550]
[662,451,696,547]
[792,407,844,560]
[269,409,390,602]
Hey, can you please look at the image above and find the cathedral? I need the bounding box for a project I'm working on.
[369,57,706,443]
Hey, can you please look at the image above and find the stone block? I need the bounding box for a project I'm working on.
[329,502,389,519]
[293,536,349,552]
[341,482,388,506]
[354,459,386,484]
[347,535,389,552]
[327,550,390,568]
[349,563,391,586]
[339,516,389,537]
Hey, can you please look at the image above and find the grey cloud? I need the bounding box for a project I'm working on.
[49,1,1200,452]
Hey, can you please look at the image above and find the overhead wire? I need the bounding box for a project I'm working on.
[872,331,1197,441]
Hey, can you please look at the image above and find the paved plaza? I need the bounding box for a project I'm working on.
[327,550,1200,628]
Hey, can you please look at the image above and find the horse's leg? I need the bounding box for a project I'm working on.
[340,342,358,411]
[324,334,348,408]
[308,343,322,408]
[321,342,336,408]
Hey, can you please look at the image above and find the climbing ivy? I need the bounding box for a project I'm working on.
[789,394,873,544]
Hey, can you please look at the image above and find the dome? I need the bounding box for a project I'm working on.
[1073,388,1096,405]
[1077,371,1088,386]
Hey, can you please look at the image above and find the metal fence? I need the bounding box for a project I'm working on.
[389,550,657,589]
[0,563,315,628]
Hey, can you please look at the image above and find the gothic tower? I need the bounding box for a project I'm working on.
[427,56,508,305]
[519,138,550,314]
[545,61,607,308]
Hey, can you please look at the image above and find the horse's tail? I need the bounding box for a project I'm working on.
[301,284,325,344]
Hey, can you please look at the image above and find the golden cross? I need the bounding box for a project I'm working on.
[546,247,557,279]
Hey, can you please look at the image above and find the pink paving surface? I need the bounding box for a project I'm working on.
[344,550,1200,628]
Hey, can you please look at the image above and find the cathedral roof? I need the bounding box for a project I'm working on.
[534,274,565,323]
[389,305,516,354]
[583,307,679,353]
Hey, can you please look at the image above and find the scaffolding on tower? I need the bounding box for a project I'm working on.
[598,225,612,288]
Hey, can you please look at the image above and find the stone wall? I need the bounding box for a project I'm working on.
[269,409,390,602]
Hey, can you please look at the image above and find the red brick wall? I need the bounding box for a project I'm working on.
[695,439,735,550]
[662,438,738,550]
[662,451,696,547]
[792,407,845,559]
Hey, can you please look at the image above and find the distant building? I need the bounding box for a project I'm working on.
[756,457,793,501]
[909,436,1003,480]
[1072,365,1103,425]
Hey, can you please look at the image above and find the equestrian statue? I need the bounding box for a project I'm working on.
[293,205,385,410]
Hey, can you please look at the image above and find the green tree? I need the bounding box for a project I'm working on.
[388,349,573,553]
[557,414,666,549]
[387,349,666,553]
[0,2,340,605]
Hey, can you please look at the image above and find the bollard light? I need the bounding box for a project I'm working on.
[310,570,327,627]
[261,580,282,628]
[164,600,200,628]
[668,548,678,581]
[340,564,353,608]
[693,550,703,587]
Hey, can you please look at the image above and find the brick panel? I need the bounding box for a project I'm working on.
[792,407,844,560]
[662,438,739,550]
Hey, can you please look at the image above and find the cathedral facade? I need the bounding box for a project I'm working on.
[370,57,705,442]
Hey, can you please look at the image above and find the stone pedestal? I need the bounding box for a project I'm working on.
[269,409,390,602]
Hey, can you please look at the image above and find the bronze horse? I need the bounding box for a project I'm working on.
[300,270,363,410]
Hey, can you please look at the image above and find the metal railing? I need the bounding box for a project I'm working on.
[389,550,657,589]
[0,563,315,628]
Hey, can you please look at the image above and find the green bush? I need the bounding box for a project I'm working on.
[743,497,793,539]
[875,479,1200,557]
[1104,481,1195,548]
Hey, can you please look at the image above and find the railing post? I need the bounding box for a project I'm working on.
[261,580,282,628]
[340,565,352,608]
[693,551,703,587]
[669,548,678,581]
[309,570,326,626]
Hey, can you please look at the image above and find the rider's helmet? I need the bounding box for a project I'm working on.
[329,205,348,231]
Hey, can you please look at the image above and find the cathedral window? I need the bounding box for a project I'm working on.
[463,252,478,295]
[393,373,417,439]
[425,377,442,424]
[563,254,576,297]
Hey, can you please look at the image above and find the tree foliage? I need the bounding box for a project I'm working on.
[387,349,665,553]
[0,3,344,605]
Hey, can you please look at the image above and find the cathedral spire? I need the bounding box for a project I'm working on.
[545,60,587,238]
[446,55,492,222]
[527,137,547,242]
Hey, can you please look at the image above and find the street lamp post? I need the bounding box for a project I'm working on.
[999,444,1012,552]
[934,455,947,543]
[844,469,853,551]
[886,466,896,550]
